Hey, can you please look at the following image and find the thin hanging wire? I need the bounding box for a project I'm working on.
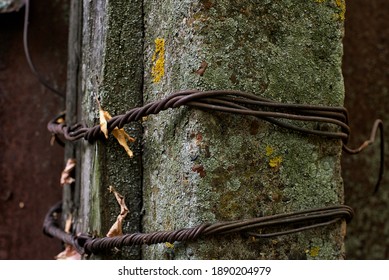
[23,0,65,98]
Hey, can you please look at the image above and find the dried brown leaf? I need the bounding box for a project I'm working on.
[50,135,56,146]
[56,117,65,124]
[106,186,129,237]
[98,103,135,158]
[64,214,72,233]
[98,104,109,139]
[112,128,135,158]
[55,245,81,260]
[195,60,208,76]
[60,158,76,187]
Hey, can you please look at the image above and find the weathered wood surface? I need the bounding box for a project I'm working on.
[79,0,143,259]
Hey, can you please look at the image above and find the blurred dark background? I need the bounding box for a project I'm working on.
[0,0,387,259]
[0,1,67,259]
[342,0,389,259]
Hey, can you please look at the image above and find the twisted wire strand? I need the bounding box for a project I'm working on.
[43,201,85,254]
[47,89,384,192]
[46,89,367,145]
[43,201,354,256]
[48,90,350,143]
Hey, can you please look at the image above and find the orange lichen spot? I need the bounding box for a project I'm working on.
[195,133,203,144]
[151,38,165,83]
[195,60,208,76]
[192,164,206,178]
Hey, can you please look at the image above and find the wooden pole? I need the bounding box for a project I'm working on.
[78,0,143,259]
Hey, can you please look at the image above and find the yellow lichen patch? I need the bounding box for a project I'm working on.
[315,0,346,21]
[269,156,283,168]
[308,246,320,257]
[265,145,274,156]
[335,0,346,21]
[265,145,282,169]
[151,38,165,83]
[165,242,174,249]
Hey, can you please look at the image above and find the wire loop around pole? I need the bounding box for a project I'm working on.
[47,89,384,193]
[43,201,354,256]
[44,89,384,256]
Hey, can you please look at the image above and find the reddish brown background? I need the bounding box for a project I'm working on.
[0,0,388,259]
[342,0,389,259]
[0,1,68,259]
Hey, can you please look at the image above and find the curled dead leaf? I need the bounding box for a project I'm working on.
[98,102,135,158]
[56,117,65,124]
[55,245,81,260]
[60,158,76,186]
[106,186,129,237]
[50,135,56,146]
[64,214,72,233]
[195,60,208,76]
[112,128,135,158]
[99,106,109,139]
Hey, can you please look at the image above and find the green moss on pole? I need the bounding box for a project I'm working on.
[142,0,345,259]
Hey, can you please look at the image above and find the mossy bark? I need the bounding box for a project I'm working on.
[78,0,143,259]
[142,0,346,259]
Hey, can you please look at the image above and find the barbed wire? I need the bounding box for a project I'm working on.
[43,201,354,256]
[47,89,384,192]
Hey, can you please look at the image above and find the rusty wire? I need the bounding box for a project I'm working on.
[47,89,384,192]
[43,201,354,256]
[44,89,382,256]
